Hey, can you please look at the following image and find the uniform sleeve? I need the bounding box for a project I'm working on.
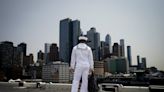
[88,48,94,69]
[70,47,76,69]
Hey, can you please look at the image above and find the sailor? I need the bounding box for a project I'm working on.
[70,36,94,92]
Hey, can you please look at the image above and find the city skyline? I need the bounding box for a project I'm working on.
[0,0,164,70]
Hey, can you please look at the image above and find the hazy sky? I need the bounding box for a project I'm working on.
[0,0,164,70]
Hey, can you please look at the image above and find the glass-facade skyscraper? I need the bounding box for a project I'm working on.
[112,43,120,57]
[141,57,147,69]
[59,18,71,63]
[44,43,51,64]
[137,55,140,69]
[95,32,100,61]
[72,20,81,46]
[59,18,81,64]
[120,39,125,57]
[87,27,100,61]
[87,27,96,49]
[127,46,132,66]
[0,41,14,68]
[105,34,112,53]
[49,43,59,62]
[18,43,27,56]
[0,41,25,80]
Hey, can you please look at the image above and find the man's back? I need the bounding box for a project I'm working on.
[70,43,93,70]
[70,36,94,92]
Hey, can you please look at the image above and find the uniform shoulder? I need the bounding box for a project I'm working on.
[86,45,91,50]
[73,45,78,50]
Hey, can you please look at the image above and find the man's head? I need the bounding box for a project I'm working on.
[78,36,88,43]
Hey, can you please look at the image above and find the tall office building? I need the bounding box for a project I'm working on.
[38,50,44,60]
[120,39,125,57]
[23,53,34,66]
[112,43,120,57]
[29,54,34,65]
[141,57,147,69]
[72,20,81,46]
[0,41,14,79]
[15,43,26,66]
[100,41,105,60]
[94,32,101,61]
[59,18,72,63]
[127,46,132,66]
[37,50,44,65]
[44,43,51,64]
[13,46,23,66]
[18,43,27,56]
[0,42,25,80]
[87,27,100,61]
[59,18,81,64]
[49,43,59,62]
[137,55,140,69]
[0,41,14,68]
[105,34,112,53]
[100,41,110,60]
[87,27,96,49]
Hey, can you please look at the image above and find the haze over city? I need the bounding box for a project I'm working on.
[0,0,164,70]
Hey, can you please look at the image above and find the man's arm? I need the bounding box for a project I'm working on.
[70,47,76,70]
[88,48,94,71]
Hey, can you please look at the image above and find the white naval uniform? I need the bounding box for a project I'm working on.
[70,43,94,92]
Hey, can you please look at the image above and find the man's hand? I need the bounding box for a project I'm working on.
[89,68,94,74]
[69,67,74,73]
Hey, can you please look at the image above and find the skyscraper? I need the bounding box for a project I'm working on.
[105,34,112,53]
[0,41,14,68]
[59,18,81,64]
[72,20,81,46]
[0,42,35,80]
[101,41,111,60]
[23,53,34,66]
[17,43,27,66]
[37,50,44,65]
[0,41,25,80]
[137,55,140,69]
[18,43,27,56]
[94,32,101,61]
[112,43,120,57]
[13,46,23,66]
[127,46,132,66]
[141,57,147,69]
[100,41,106,60]
[44,43,51,64]
[87,27,100,61]
[38,50,44,60]
[49,43,59,62]
[87,27,96,49]
[120,39,125,57]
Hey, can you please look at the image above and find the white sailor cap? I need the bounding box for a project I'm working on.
[78,36,88,41]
